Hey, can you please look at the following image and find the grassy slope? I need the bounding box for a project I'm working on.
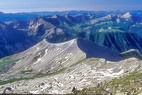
[0,68,66,85]
[0,57,18,68]
[77,70,142,95]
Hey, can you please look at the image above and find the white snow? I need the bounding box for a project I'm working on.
[43,49,48,57]
[30,90,40,94]
[122,12,132,18]
[33,58,42,65]
[116,18,120,23]
[36,47,40,50]
[96,69,124,78]
[50,90,61,94]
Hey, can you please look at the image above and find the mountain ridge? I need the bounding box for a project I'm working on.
[0,38,124,81]
[0,11,142,58]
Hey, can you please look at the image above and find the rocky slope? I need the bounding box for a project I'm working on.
[0,57,141,94]
[77,70,142,95]
[0,38,123,80]
[0,38,141,94]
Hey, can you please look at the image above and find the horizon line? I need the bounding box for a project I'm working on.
[1,9,142,14]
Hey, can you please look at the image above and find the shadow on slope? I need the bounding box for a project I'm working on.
[77,38,124,62]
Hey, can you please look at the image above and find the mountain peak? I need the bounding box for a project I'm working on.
[122,12,132,18]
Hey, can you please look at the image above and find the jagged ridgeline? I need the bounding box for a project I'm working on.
[0,11,142,58]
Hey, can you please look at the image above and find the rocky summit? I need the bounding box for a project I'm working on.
[0,38,123,80]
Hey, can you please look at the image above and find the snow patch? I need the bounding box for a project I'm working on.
[96,69,124,78]
[36,47,40,50]
[33,58,42,65]
[43,49,48,57]
[30,90,40,94]
[122,12,132,18]
[116,18,120,23]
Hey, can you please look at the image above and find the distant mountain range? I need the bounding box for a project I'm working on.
[0,11,142,58]
[0,11,107,22]
[0,10,142,22]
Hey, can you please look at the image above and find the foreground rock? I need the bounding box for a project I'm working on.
[0,57,141,94]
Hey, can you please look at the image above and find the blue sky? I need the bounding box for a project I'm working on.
[0,0,142,13]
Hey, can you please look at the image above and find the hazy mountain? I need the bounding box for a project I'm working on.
[0,11,108,22]
[1,11,142,58]
[0,22,35,57]
[0,12,37,22]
